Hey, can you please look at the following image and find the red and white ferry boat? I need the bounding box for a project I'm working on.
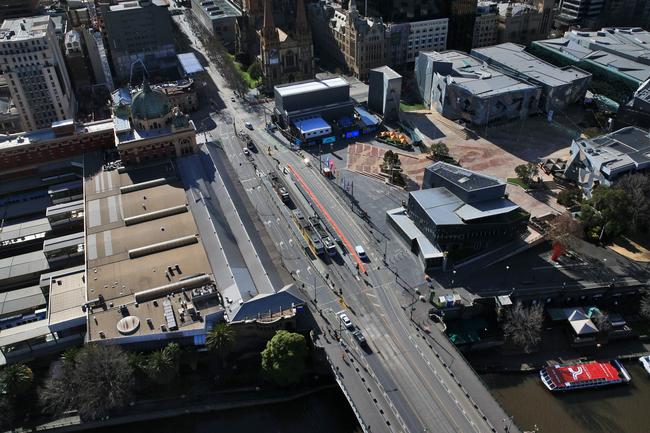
[540,360,631,392]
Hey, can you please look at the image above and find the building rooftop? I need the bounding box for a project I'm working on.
[497,2,534,17]
[293,116,330,134]
[574,126,650,176]
[178,53,205,75]
[371,65,402,80]
[421,50,539,98]
[192,0,241,20]
[428,161,504,192]
[0,119,114,151]
[0,16,50,41]
[0,217,50,246]
[471,43,591,88]
[84,162,222,343]
[48,270,86,329]
[275,77,349,97]
[0,285,46,318]
[566,28,650,65]
[410,187,464,226]
[0,250,49,286]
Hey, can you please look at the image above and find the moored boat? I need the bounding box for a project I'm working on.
[640,355,650,376]
[540,360,631,392]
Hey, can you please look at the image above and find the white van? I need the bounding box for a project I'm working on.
[355,245,367,260]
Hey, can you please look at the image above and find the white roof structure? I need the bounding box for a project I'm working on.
[570,319,598,335]
[275,77,348,97]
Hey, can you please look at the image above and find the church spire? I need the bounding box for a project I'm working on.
[295,0,309,34]
[262,0,277,40]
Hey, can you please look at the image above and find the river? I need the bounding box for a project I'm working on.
[94,387,360,433]
[481,362,650,433]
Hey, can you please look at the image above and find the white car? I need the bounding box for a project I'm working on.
[355,245,367,260]
[243,148,250,156]
[640,355,650,376]
[245,122,253,130]
[337,311,353,330]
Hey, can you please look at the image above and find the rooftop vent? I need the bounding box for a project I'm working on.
[116,316,140,335]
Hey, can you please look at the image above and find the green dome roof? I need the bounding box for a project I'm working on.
[131,81,171,120]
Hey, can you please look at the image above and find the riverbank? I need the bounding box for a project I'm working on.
[10,384,337,433]
[465,327,650,373]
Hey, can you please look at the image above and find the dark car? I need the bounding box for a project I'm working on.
[352,329,366,346]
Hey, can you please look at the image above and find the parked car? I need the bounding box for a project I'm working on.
[245,122,253,130]
[355,245,367,260]
[337,311,353,330]
[243,148,250,156]
[352,329,366,346]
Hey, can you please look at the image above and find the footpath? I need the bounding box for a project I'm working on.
[9,384,336,433]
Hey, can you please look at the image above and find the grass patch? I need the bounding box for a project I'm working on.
[507,177,530,189]
[400,102,427,112]
[226,54,262,89]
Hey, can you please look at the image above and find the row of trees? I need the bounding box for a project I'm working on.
[183,10,249,96]
[0,325,307,427]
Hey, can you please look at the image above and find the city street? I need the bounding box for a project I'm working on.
[174,12,521,433]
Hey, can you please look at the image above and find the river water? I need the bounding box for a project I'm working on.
[481,362,650,433]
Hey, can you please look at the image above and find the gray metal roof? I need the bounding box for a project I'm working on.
[275,77,349,97]
[0,250,49,283]
[575,126,650,176]
[421,50,539,98]
[42,232,84,253]
[471,43,591,88]
[45,200,84,217]
[231,285,304,322]
[455,198,520,221]
[410,187,464,226]
[427,161,504,192]
[0,285,46,318]
[0,217,51,243]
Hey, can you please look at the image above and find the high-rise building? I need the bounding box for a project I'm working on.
[82,27,114,91]
[472,1,498,48]
[497,0,554,46]
[63,30,92,93]
[0,0,39,22]
[0,17,75,132]
[556,0,650,29]
[363,0,475,51]
[308,0,447,80]
[102,0,176,84]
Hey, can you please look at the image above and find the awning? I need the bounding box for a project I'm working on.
[355,106,381,126]
[177,53,204,75]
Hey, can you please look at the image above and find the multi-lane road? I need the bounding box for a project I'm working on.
[174,13,521,433]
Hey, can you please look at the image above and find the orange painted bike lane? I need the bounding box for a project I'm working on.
[287,164,367,274]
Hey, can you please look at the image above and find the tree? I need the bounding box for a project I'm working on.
[141,343,181,385]
[502,302,544,352]
[206,323,236,367]
[593,311,612,336]
[429,141,449,160]
[548,212,582,249]
[40,345,134,421]
[0,363,33,398]
[514,163,539,185]
[261,330,308,387]
[556,187,582,208]
[616,173,650,233]
[580,186,631,240]
[382,150,404,185]
[640,289,650,321]
[247,61,262,80]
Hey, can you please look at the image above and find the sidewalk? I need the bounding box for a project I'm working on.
[16,385,336,433]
